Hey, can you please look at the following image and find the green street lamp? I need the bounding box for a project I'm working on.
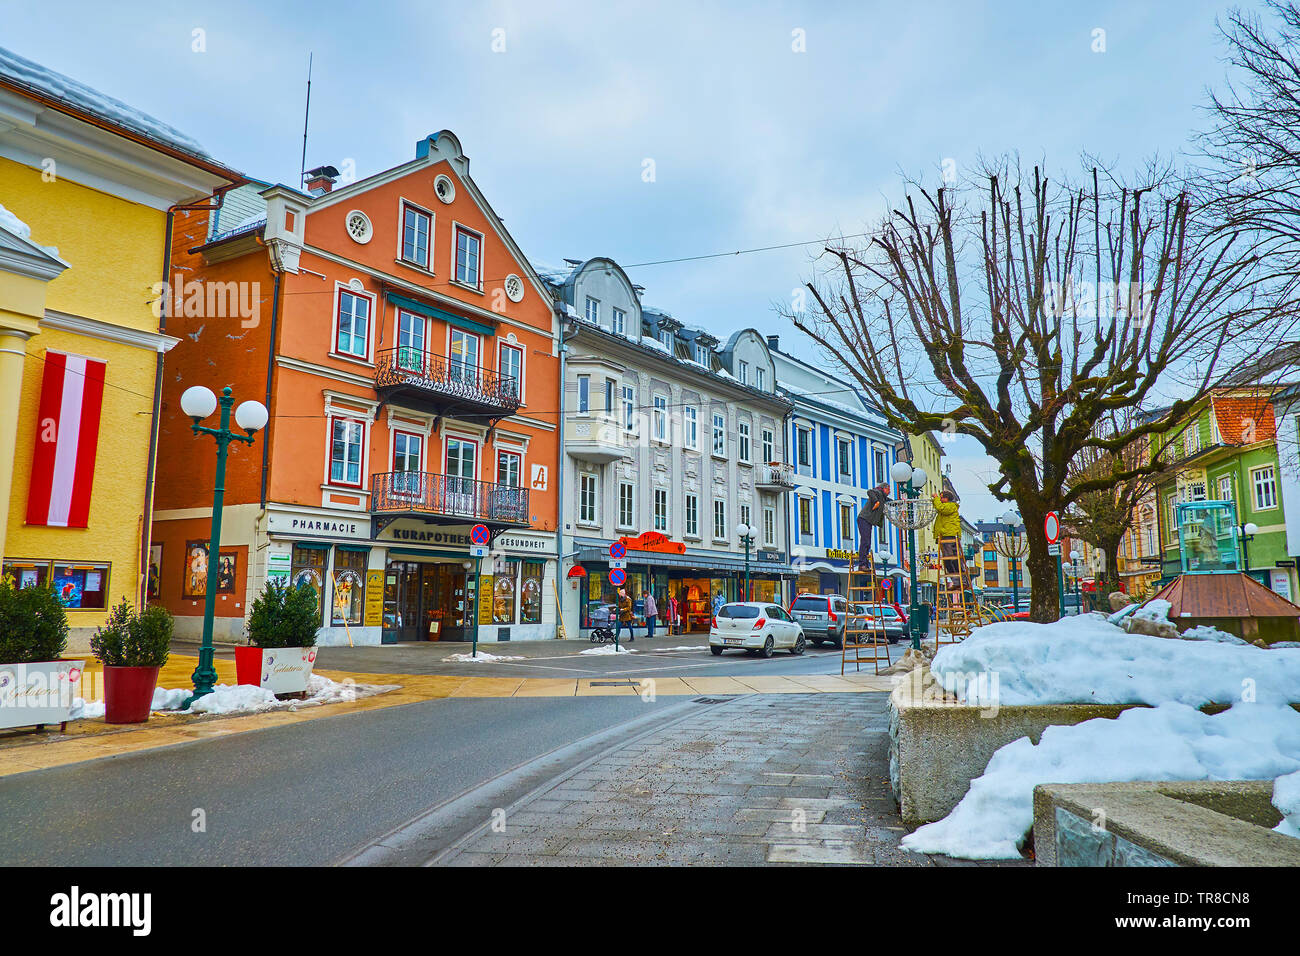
[993,510,1026,610]
[736,522,755,601]
[889,460,929,650]
[1069,549,1081,615]
[179,385,267,709]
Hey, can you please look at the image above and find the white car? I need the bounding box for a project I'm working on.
[709,602,806,657]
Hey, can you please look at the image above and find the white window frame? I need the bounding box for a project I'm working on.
[577,375,590,414]
[622,385,636,433]
[1218,474,1233,501]
[756,368,766,391]
[713,498,727,541]
[611,306,626,334]
[712,413,726,458]
[328,416,367,488]
[498,339,525,404]
[332,283,374,362]
[452,222,484,291]
[653,395,668,442]
[684,405,698,450]
[685,493,699,537]
[618,482,635,530]
[399,200,433,270]
[585,296,600,325]
[654,488,668,531]
[763,504,776,546]
[762,428,774,464]
[579,473,599,525]
[739,421,751,463]
[1252,464,1278,511]
[837,437,853,482]
[796,425,812,471]
[738,360,749,385]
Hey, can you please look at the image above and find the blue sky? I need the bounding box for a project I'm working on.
[3,0,1247,518]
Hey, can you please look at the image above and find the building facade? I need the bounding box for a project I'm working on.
[768,337,904,597]
[549,257,794,634]
[0,48,238,645]
[151,131,560,645]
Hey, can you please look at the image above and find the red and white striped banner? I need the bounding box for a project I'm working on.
[26,352,106,528]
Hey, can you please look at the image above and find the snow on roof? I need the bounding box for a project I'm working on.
[0,201,31,240]
[0,45,210,158]
[781,379,867,416]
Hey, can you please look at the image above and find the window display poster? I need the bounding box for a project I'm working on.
[147,545,162,599]
[364,570,384,627]
[183,540,209,599]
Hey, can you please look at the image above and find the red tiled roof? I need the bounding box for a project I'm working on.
[1211,394,1276,445]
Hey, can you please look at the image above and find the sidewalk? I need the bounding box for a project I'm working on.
[438,693,948,866]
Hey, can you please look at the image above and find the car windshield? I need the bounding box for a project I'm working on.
[719,605,760,618]
[791,596,827,611]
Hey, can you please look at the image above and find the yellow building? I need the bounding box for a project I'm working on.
[906,431,945,603]
[0,49,238,645]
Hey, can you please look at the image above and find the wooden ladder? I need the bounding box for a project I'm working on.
[842,558,893,675]
[934,535,974,651]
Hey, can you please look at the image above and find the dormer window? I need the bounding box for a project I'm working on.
[611,307,626,335]
[585,296,600,324]
[695,343,709,365]
[660,327,674,350]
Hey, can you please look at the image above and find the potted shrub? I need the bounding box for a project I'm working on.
[0,577,79,731]
[90,601,173,724]
[238,580,320,694]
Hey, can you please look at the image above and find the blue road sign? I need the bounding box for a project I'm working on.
[471,524,490,545]
[609,567,626,586]
[610,540,626,559]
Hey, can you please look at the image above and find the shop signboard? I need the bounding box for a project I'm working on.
[267,552,291,584]
[617,532,686,554]
[478,575,494,625]
[364,570,384,627]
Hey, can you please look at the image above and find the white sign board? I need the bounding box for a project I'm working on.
[610,559,627,569]
[258,648,317,695]
[0,660,85,730]
[1044,512,1061,544]
[1271,570,1292,601]
[1047,543,1061,556]
[470,545,489,558]
[530,464,548,491]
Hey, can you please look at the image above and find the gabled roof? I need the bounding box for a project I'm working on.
[1154,572,1300,619]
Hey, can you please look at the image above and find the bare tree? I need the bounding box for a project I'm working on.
[786,161,1275,622]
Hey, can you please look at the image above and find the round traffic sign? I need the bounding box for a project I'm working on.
[1044,512,1060,544]
[470,524,490,545]
[609,567,626,586]
[610,540,626,559]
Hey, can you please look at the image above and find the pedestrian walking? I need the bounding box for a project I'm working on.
[711,591,724,618]
[644,590,658,639]
[616,587,634,643]
[666,594,679,635]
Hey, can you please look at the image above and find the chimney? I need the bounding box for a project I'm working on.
[767,334,780,351]
[304,164,340,196]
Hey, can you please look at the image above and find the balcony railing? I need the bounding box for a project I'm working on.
[756,462,796,489]
[372,471,530,526]
[375,348,521,414]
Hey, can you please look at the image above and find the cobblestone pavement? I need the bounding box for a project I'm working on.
[440,693,948,866]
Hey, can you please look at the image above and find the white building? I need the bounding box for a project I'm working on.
[547,257,795,634]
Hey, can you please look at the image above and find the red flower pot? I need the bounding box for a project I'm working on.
[235,646,263,686]
[103,665,161,724]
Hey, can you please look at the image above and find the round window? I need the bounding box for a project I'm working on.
[504,274,525,303]
[434,174,456,204]
[345,210,372,244]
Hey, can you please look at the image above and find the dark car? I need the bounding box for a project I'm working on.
[788,593,852,647]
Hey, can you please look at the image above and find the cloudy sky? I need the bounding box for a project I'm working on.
[4,0,1245,518]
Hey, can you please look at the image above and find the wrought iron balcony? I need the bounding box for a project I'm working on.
[371,471,530,529]
[375,348,521,420]
[755,462,796,490]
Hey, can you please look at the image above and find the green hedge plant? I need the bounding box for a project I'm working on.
[0,577,69,664]
[246,580,320,648]
[90,601,173,668]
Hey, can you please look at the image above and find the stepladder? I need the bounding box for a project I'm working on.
[934,535,974,651]
[842,558,894,675]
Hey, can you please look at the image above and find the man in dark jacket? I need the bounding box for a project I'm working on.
[857,482,891,569]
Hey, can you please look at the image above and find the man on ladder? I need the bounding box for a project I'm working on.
[931,490,972,648]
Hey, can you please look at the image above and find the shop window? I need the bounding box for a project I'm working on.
[291,545,327,622]
[521,561,544,624]
[51,562,109,610]
[331,547,367,626]
[493,560,517,624]
[3,559,50,590]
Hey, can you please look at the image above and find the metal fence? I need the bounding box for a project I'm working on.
[371,471,530,525]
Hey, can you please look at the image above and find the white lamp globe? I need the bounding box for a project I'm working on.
[235,400,269,432]
[890,461,913,483]
[1070,550,1080,561]
[910,468,927,489]
[1244,522,1260,536]
[180,385,217,420]
[736,522,750,539]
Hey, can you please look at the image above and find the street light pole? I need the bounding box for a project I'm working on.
[889,461,928,651]
[736,523,754,601]
[179,386,266,709]
[1239,522,1259,577]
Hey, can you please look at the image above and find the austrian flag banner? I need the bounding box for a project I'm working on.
[26,352,106,528]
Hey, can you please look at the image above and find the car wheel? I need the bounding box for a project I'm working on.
[790,634,806,655]
[759,636,774,658]
[812,638,825,647]
[831,635,843,649]
[710,646,724,656]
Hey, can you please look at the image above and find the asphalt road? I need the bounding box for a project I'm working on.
[0,695,693,866]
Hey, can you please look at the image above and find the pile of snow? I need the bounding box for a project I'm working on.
[70,676,396,721]
[930,615,1300,707]
[1275,770,1300,838]
[580,644,636,655]
[1131,599,1172,623]
[0,201,31,240]
[902,701,1300,859]
[650,645,706,652]
[443,651,525,663]
[1179,624,1249,645]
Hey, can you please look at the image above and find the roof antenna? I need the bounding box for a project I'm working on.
[299,53,313,188]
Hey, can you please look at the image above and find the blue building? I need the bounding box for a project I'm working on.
[769,336,906,598]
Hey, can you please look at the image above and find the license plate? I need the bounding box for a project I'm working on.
[799,613,816,621]
[724,638,744,645]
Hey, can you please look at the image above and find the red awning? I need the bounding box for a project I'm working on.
[566,566,588,578]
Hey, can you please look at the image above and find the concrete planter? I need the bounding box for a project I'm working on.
[235,646,317,694]
[0,660,85,731]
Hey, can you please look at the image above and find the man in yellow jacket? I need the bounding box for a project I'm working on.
[932,491,963,585]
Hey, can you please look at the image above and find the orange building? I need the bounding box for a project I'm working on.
[151,132,559,644]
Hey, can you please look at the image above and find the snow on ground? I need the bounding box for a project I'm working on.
[70,675,395,720]
[649,645,706,652]
[930,614,1300,707]
[580,644,636,655]
[901,701,1300,859]
[1275,770,1300,838]
[443,651,525,663]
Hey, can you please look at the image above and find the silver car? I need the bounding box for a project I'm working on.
[788,593,853,647]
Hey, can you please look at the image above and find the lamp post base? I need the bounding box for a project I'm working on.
[182,647,219,710]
